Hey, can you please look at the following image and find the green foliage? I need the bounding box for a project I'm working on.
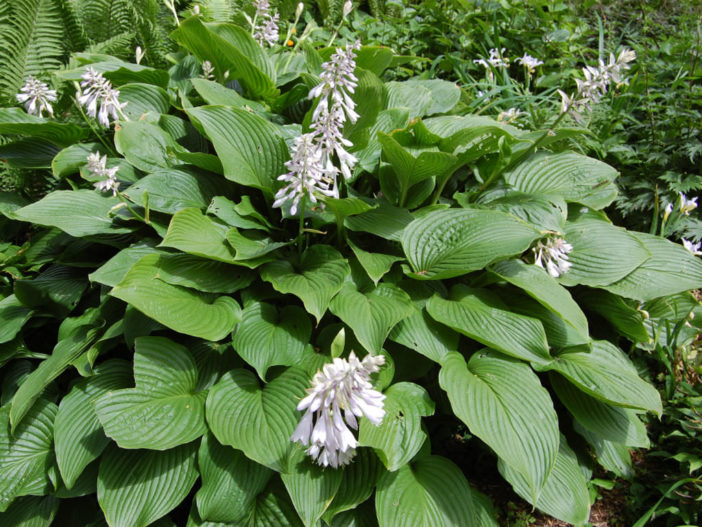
[0,2,700,526]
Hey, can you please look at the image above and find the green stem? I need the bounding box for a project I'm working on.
[297,197,307,261]
[74,98,118,157]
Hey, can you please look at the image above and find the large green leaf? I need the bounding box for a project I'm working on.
[402,208,540,279]
[206,367,308,472]
[323,449,381,523]
[477,190,567,233]
[389,282,459,364]
[534,340,662,415]
[14,265,88,318]
[97,443,199,527]
[156,254,255,294]
[354,108,411,172]
[604,232,702,301]
[10,327,102,431]
[559,218,651,287]
[161,208,237,263]
[550,374,649,448]
[195,434,272,523]
[576,289,650,344]
[190,79,269,112]
[226,229,289,262]
[281,448,343,527]
[345,200,414,242]
[186,106,287,196]
[347,239,403,286]
[232,301,312,380]
[94,337,207,450]
[439,351,559,502]
[0,495,59,526]
[261,246,350,323]
[54,360,132,488]
[118,83,170,120]
[491,259,589,340]
[427,286,551,364]
[89,243,162,288]
[114,120,183,172]
[0,295,33,345]
[329,283,415,354]
[0,108,87,146]
[375,455,477,526]
[110,254,241,341]
[172,18,277,99]
[0,400,57,512]
[123,168,229,215]
[358,382,434,471]
[13,190,133,237]
[498,438,590,526]
[57,58,169,87]
[574,422,633,478]
[503,151,618,209]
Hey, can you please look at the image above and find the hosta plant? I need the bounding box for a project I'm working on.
[0,6,701,527]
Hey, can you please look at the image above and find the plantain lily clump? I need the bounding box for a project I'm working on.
[0,2,701,526]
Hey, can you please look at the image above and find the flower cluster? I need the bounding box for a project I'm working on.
[200,60,215,80]
[558,48,636,122]
[273,40,361,214]
[16,77,57,118]
[76,67,127,127]
[292,351,386,468]
[532,236,573,278]
[253,0,279,47]
[516,53,544,75]
[87,152,120,196]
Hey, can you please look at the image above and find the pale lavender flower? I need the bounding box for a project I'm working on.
[292,351,386,468]
[253,0,279,47]
[87,152,120,197]
[273,133,335,214]
[16,77,57,118]
[682,238,702,256]
[77,67,127,127]
[533,237,573,277]
[309,40,361,124]
[679,193,698,215]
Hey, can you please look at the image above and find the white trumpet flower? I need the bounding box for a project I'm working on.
[16,77,57,118]
[76,67,127,127]
[292,351,386,468]
[533,237,573,278]
[87,152,120,197]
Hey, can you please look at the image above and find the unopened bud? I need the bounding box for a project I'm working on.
[296,2,304,19]
[193,5,200,15]
[342,0,353,18]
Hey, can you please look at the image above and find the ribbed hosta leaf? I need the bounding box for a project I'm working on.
[550,374,649,448]
[94,337,207,450]
[118,83,170,120]
[345,200,413,242]
[195,434,272,523]
[123,168,229,214]
[504,151,618,209]
[281,448,343,527]
[97,442,199,527]
[232,301,312,380]
[347,239,402,285]
[89,243,162,288]
[54,360,132,488]
[186,106,287,195]
[226,229,289,262]
[358,382,434,471]
[0,495,59,526]
[492,259,589,341]
[439,351,559,502]
[161,208,237,263]
[576,289,650,344]
[0,399,56,512]
[574,422,633,478]
[498,438,590,526]
[261,246,350,323]
[156,254,255,294]
[114,120,181,172]
[389,281,459,364]
[604,232,702,301]
[329,283,415,354]
[57,59,169,87]
[427,286,551,364]
[534,340,662,415]
[172,17,277,99]
[0,295,33,344]
[323,449,381,523]
[110,254,241,341]
[559,218,651,287]
[13,190,132,237]
[375,455,476,526]
[0,109,87,146]
[402,208,540,279]
[206,367,308,472]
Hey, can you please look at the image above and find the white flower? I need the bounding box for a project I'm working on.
[516,53,543,74]
[76,67,127,127]
[679,193,698,215]
[273,133,335,214]
[497,107,523,123]
[309,40,361,124]
[533,237,573,277]
[342,0,353,18]
[253,0,279,47]
[200,60,215,80]
[87,152,120,197]
[292,351,386,468]
[16,77,57,118]
[664,202,673,221]
[135,46,145,65]
[682,238,702,256]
